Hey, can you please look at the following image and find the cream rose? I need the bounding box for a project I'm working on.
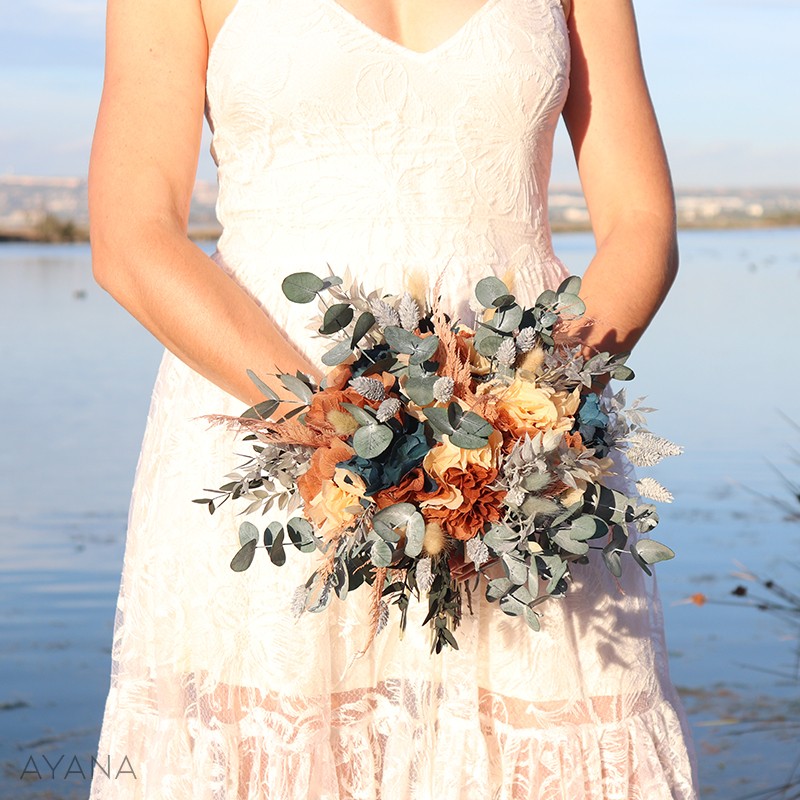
[481,378,579,435]
[306,468,369,539]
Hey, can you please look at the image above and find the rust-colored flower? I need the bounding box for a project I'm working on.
[372,467,446,510]
[423,465,506,541]
[297,437,355,508]
[304,387,366,434]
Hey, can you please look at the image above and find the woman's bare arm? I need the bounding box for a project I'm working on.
[90,0,322,411]
[560,0,679,356]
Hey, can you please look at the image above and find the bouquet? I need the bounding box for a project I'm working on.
[195,270,683,655]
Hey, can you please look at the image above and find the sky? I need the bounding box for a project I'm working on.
[1,0,799,188]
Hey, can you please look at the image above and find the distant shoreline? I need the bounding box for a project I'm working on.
[1,216,799,244]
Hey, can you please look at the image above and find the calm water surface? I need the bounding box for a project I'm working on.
[1,229,799,798]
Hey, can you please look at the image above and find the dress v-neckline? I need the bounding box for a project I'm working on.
[319,0,505,59]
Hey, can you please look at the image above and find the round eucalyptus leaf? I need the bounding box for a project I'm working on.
[263,520,283,547]
[499,593,526,617]
[281,272,325,303]
[374,503,416,526]
[353,423,394,459]
[551,529,590,555]
[491,304,523,333]
[557,275,582,296]
[475,276,511,308]
[556,292,586,316]
[404,376,437,406]
[448,430,490,449]
[370,539,393,567]
[321,340,354,366]
[230,539,257,572]
[602,548,623,578]
[632,538,675,565]
[319,303,354,335]
[566,515,608,541]
[409,335,440,365]
[535,289,558,307]
[321,275,343,289]
[383,326,418,354]
[475,331,503,357]
[238,521,259,546]
[612,365,636,381]
[423,406,456,435]
[486,576,514,601]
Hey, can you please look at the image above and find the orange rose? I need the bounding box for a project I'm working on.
[297,438,355,508]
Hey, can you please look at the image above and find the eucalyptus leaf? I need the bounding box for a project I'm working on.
[404,376,437,405]
[238,521,259,547]
[370,539,393,567]
[245,369,280,402]
[383,326,418,353]
[551,529,590,555]
[557,275,582,296]
[230,539,257,572]
[281,271,325,303]
[612,365,636,381]
[475,329,503,358]
[372,518,402,543]
[486,576,514,601]
[319,303,354,335]
[269,528,286,566]
[240,399,280,420]
[340,402,377,427]
[263,521,283,547]
[524,606,541,631]
[408,335,440,366]
[499,593,527,617]
[279,374,313,405]
[350,311,376,348]
[353,423,394,458]
[374,503,416,527]
[632,538,675,565]
[475,276,512,308]
[423,406,456,435]
[404,512,425,557]
[321,340,353,366]
[565,515,608,541]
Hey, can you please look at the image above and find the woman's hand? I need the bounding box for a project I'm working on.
[89,0,321,410]
[561,0,679,357]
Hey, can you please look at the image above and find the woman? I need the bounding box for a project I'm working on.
[88,0,699,797]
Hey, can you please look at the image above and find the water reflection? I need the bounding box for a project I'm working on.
[1,230,799,798]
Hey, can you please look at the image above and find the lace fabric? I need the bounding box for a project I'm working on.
[89,0,699,796]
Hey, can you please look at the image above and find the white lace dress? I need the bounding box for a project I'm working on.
[89,0,699,797]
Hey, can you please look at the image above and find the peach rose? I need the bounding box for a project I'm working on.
[306,467,369,540]
[479,378,579,437]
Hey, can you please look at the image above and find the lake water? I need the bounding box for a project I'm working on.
[1,228,799,798]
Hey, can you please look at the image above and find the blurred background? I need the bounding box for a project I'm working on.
[1,1,799,798]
